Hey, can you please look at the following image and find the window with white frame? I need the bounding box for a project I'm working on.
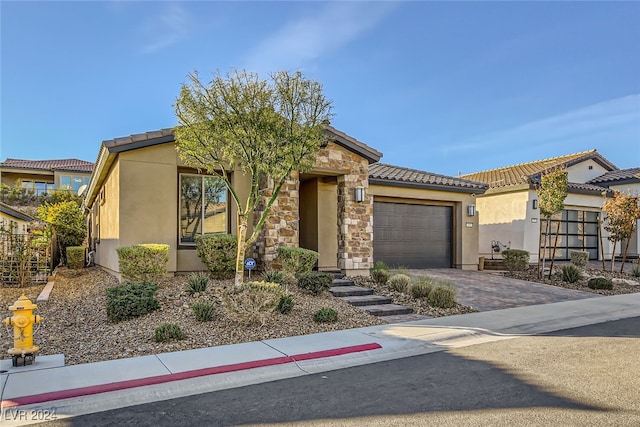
[179,174,228,244]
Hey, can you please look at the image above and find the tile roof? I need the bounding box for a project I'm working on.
[369,163,488,192]
[0,202,33,222]
[0,158,93,173]
[460,149,618,188]
[587,167,640,185]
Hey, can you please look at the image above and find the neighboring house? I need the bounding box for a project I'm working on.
[0,202,33,234]
[0,158,94,196]
[84,126,486,278]
[461,150,638,263]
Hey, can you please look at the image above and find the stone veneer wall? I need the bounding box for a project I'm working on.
[254,141,373,272]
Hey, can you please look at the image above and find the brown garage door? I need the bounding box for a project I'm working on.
[373,202,452,268]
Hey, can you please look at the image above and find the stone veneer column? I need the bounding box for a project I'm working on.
[254,172,300,270]
[337,158,373,274]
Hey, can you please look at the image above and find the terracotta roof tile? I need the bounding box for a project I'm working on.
[587,167,640,185]
[369,163,488,192]
[0,158,93,173]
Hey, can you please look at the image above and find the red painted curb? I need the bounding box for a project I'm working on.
[2,342,381,408]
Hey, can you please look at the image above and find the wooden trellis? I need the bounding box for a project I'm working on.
[0,232,51,286]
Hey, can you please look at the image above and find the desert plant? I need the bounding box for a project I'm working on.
[569,250,589,267]
[502,249,530,273]
[296,271,333,295]
[372,261,389,271]
[410,277,433,299]
[223,281,283,325]
[313,307,338,323]
[277,247,318,277]
[587,277,613,290]
[191,300,217,321]
[106,282,159,322]
[276,293,295,314]
[194,234,237,279]
[66,246,85,269]
[370,268,390,285]
[187,272,209,295]
[560,265,583,283]
[154,323,186,342]
[428,284,456,308]
[261,269,288,286]
[388,274,411,293]
[632,263,640,278]
[116,244,169,283]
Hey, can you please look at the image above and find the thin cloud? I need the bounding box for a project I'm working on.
[139,3,190,54]
[244,2,397,72]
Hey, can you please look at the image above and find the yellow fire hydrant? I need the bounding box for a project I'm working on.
[3,294,43,367]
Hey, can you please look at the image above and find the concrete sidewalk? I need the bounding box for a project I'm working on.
[2,292,640,426]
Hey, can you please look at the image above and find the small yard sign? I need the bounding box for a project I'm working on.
[244,257,256,280]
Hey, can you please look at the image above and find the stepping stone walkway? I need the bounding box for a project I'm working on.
[329,277,432,323]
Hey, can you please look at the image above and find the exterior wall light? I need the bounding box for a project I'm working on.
[467,204,476,217]
[354,186,365,203]
[532,199,538,209]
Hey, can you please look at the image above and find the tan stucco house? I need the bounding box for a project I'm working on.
[0,158,93,196]
[461,150,639,263]
[0,202,33,234]
[84,126,487,278]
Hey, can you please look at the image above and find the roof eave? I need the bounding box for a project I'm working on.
[369,178,487,194]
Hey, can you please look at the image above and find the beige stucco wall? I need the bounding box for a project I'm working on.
[91,160,121,274]
[567,160,610,184]
[0,212,29,233]
[369,184,480,270]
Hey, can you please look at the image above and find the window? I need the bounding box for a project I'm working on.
[541,209,599,260]
[179,174,227,244]
[60,175,90,193]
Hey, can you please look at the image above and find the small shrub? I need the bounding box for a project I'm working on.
[276,293,295,314]
[191,300,217,321]
[261,269,288,286]
[223,281,283,325]
[588,277,613,290]
[313,307,338,323]
[187,272,209,295]
[154,323,186,342]
[106,282,159,322]
[116,244,169,283]
[277,247,318,277]
[388,274,411,293]
[297,272,333,295]
[569,250,589,267]
[372,261,389,271]
[370,268,390,285]
[410,278,433,299]
[66,246,85,269]
[502,249,530,273]
[561,265,583,283]
[428,284,456,308]
[194,234,237,279]
[632,263,640,278]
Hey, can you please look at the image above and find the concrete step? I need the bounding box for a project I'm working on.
[360,304,413,316]
[341,295,392,307]
[329,286,373,297]
[323,271,346,279]
[379,313,433,323]
[331,278,355,287]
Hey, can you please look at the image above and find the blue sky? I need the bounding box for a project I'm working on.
[1,1,639,177]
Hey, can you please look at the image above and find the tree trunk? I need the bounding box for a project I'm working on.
[598,214,606,271]
[621,237,632,273]
[610,241,617,273]
[549,220,561,279]
[540,218,550,279]
[537,220,544,279]
[234,219,248,286]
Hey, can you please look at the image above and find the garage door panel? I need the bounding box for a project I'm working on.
[373,202,452,269]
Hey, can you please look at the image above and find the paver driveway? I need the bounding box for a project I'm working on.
[405,269,600,312]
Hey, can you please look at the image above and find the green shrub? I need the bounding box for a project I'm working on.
[410,278,433,299]
[66,246,85,269]
[569,250,590,267]
[388,274,411,293]
[296,272,333,295]
[313,307,338,323]
[370,268,390,285]
[106,282,159,322]
[191,300,217,321]
[154,323,186,342]
[187,272,209,295]
[587,277,613,290]
[261,269,288,286]
[116,244,169,283]
[428,284,456,308]
[277,247,318,277]
[372,261,389,271]
[276,293,295,314]
[223,281,283,325]
[632,263,640,278]
[561,265,583,283]
[194,234,237,279]
[501,249,530,273]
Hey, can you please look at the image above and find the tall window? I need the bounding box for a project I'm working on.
[60,175,90,193]
[542,209,599,260]
[179,174,227,244]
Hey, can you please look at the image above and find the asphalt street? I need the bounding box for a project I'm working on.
[39,316,640,427]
